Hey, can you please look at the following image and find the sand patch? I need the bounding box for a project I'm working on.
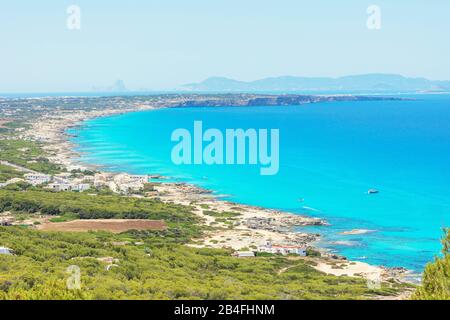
[38,219,167,233]
[314,261,381,278]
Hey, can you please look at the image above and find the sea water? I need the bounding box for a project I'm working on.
[69,94,450,272]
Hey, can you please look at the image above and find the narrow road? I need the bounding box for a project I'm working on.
[0,160,38,174]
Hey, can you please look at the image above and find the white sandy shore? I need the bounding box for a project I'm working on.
[23,104,413,285]
[25,106,326,250]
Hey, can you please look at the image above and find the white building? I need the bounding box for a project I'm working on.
[94,173,113,187]
[24,173,52,185]
[0,247,13,255]
[258,244,306,256]
[47,183,71,191]
[78,176,95,183]
[232,251,255,258]
[71,183,91,192]
[54,172,72,180]
[0,218,14,226]
[127,175,149,184]
[47,183,91,192]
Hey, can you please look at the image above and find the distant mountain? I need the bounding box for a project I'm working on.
[92,80,128,92]
[182,74,450,93]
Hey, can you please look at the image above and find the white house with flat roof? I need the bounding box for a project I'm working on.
[71,183,91,192]
[232,251,255,258]
[47,182,91,192]
[0,247,13,255]
[258,243,306,256]
[47,183,71,191]
[24,173,52,185]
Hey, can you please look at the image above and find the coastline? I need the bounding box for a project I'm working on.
[24,102,416,285]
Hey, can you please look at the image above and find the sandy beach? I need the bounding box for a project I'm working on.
[24,104,327,249]
[22,103,413,284]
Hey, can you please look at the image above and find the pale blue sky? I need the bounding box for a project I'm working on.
[1,0,449,92]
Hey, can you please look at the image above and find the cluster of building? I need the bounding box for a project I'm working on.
[21,172,91,192]
[9,171,150,195]
[24,173,52,185]
[257,243,307,256]
[47,182,91,192]
[93,173,149,194]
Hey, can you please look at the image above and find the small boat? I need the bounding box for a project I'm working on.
[367,189,379,195]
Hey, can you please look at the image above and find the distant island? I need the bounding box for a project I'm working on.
[92,80,128,93]
[182,74,450,93]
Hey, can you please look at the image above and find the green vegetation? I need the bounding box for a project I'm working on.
[69,169,96,176]
[0,126,416,300]
[0,139,61,174]
[0,189,194,222]
[49,214,79,223]
[0,227,405,300]
[0,189,201,243]
[306,247,322,258]
[0,120,27,134]
[132,183,158,196]
[0,164,23,182]
[203,210,241,218]
[0,182,409,300]
[413,229,450,300]
[0,95,437,300]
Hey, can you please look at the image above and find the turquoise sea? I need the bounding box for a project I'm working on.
[69,94,450,273]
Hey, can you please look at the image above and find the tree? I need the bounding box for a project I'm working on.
[413,228,450,300]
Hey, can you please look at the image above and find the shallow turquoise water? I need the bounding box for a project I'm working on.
[70,94,450,272]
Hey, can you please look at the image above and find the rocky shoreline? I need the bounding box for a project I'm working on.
[21,99,415,287]
[25,106,329,245]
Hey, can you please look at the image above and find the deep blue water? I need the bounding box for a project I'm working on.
[69,94,450,272]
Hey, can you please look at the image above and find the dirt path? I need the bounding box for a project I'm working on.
[37,219,167,233]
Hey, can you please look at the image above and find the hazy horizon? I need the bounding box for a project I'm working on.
[1,1,450,92]
[2,73,450,96]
